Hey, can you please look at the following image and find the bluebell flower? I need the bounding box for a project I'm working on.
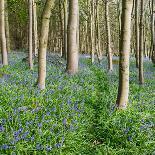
[36,144,42,150]
[38,123,42,128]
[1,144,9,150]
[0,125,5,132]
[127,136,132,142]
[55,143,62,148]
[46,146,52,151]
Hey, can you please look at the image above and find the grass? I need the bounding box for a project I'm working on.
[0,53,155,155]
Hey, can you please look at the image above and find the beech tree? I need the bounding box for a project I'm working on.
[66,0,79,74]
[139,0,144,84]
[29,0,33,69]
[0,0,8,65]
[33,0,38,56]
[135,0,139,68]
[38,0,55,90]
[116,0,133,109]
[105,0,113,71]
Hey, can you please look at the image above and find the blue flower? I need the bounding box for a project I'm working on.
[1,144,9,150]
[55,143,62,148]
[36,144,42,150]
[46,146,52,151]
[62,118,67,126]
[0,125,5,132]
[127,136,132,142]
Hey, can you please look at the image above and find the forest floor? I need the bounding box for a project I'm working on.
[0,53,155,155]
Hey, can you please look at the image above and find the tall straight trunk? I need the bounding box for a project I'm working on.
[38,0,55,90]
[151,0,155,64]
[116,0,133,109]
[5,1,11,53]
[0,0,8,65]
[59,0,64,57]
[105,0,113,71]
[96,0,102,61]
[66,0,79,74]
[62,0,68,59]
[135,0,139,68]
[139,0,144,84]
[32,0,38,56]
[90,0,95,63]
[29,0,33,69]
[117,0,122,52]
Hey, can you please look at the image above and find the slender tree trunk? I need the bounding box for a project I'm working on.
[90,0,95,63]
[66,0,79,74]
[32,0,38,56]
[105,0,113,71]
[139,0,144,84]
[116,0,133,109]
[135,0,139,68]
[38,0,55,90]
[62,0,68,59]
[151,0,155,64]
[5,1,11,53]
[0,0,8,65]
[29,0,33,69]
[59,0,64,57]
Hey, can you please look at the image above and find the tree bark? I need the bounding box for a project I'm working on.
[29,0,33,69]
[139,0,144,84]
[66,0,79,74]
[105,0,113,71]
[38,0,55,90]
[135,0,139,68]
[0,0,8,65]
[5,0,11,53]
[32,0,38,56]
[116,0,133,109]
[62,0,68,60]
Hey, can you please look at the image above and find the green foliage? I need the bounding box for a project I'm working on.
[0,54,155,154]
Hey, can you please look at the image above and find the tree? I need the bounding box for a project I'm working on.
[63,0,68,59]
[66,0,79,74]
[151,0,155,64]
[29,0,33,69]
[33,0,38,56]
[5,0,11,53]
[139,0,144,84]
[90,0,95,63]
[38,0,55,90]
[0,0,8,65]
[105,0,113,71]
[135,0,139,68]
[116,0,133,109]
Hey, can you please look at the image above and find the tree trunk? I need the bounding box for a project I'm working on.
[135,0,139,68]
[0,0,8,65]
[62,0,68,60]
[38,0,55,90]
[139,0,144,84]
[5,0,11,53]
[151,0,155,64]
[105,0,113,71]
[116,0,133,109]
[90,0,95,63]
[32,0,38,56]
[29,0,33,69]
[66,0,79,74]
